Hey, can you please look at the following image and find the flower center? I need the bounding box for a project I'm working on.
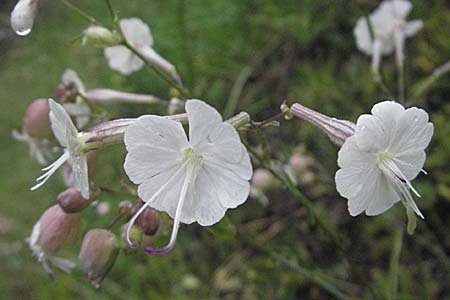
[183,146,203,166]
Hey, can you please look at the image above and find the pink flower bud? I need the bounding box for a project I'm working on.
[24,99,52,139]
[35,205,81,253]
[136,208,160,236]
[251,168,278,192]
[291,103,355,147]
[79,229,119,288]
[54,84,66,100]
[57,188,90,213]
[289,153,313,174]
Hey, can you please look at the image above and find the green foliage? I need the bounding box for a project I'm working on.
[0,0,449,299]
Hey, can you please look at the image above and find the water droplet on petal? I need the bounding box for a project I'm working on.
[16,27,31,36]
[413,115,419,122]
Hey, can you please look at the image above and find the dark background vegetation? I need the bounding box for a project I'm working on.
[0,0,449,299]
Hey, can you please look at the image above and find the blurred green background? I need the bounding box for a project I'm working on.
[0,0,449,299]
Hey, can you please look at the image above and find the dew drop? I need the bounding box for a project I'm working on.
[413,115,419,122]
[15,27,31,36]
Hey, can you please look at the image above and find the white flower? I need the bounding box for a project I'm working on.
[353,0,423,73]
[104,18,153,75]
[10,0,38,36]
[60,69,91,129]
[123,99,252,255]
[104,18,178,79]
[12,129,56,164]
[335,101,433,218]
[31,99,91,199]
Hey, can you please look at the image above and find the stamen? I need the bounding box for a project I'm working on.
[31,151,70,191]
[125,164,187,248]
[392,177,424,219]
[378,158,424,219]
[144,166,195,255]
[384,159,421,197]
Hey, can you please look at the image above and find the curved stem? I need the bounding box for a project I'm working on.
[59,0,98,24]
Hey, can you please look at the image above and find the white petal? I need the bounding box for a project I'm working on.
[203,163,250,209]
[353,16,373,55]
[404,20,423,37]
[124,115,187,184]
[389,106,434,154]
[119,18,153,48]
[70,154,89,199]
[393,150,425,180]
[387,0,412,19]
[104,45,143,75]
[197,122,252,180]
[138,166,185,217]
[354,114,386,152]
[186,99,223,146]
[185,168,228,226]
[62,69,86,95]
[364,173,399,215]
[48,99,78,147]
[336,141,378,198]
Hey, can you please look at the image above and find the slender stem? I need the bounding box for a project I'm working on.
[123,42,191,98]
[104,0,117,22]
[244,141,344,251]
[388,229,403,300]
[410,60,450,104]
[397,61,405,103]
[103,0,191,98]
[177,0,195,85]
[238,234,354,300]
[59,0,98,24]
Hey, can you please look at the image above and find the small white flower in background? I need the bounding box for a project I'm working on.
[104,18,178,80]
[335,101,433,220]
[124,99,252,255]
[104,18,152,75]
[353,0,423,75]
[31,99,92,199]
[10,0,38,36]
[60,69,91,129]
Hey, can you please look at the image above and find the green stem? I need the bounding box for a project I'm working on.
[410,60,450,105]
[388,229,403,300]
[397,61,405,103]
[122,42,191,98]
[239,234,354,300]
[104,0,191,99]
[244,142,343,251]
[59,0,98,24]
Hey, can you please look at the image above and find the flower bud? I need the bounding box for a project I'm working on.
[79,229,119,288]
[291,103,355,147]
[251,168,278,192]
[83,26,121,48]
[10,0,38,36]
[54,84,66,100]
[120,223,142,251]
[57,188,90,213]
[289,153,312,174]
[33,205,81,253]
[24,99,52,139]
[136,208,160,236]
[96,202,110,216]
